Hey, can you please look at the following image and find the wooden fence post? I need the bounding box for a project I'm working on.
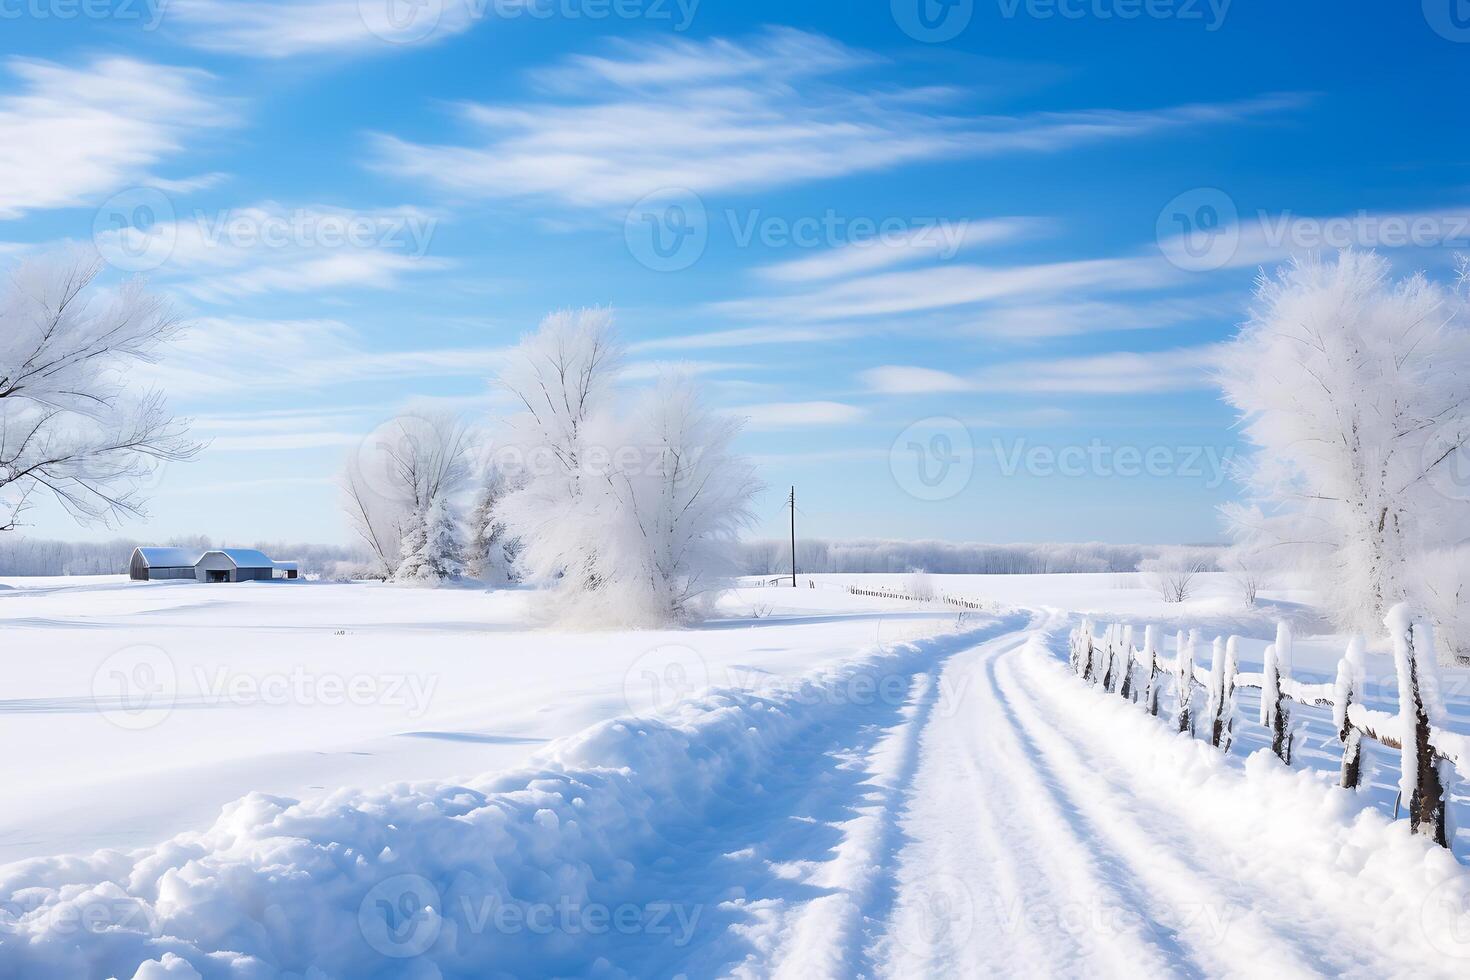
[1386,606,1448,847]
[1143,625,1161,717]
[1334,635,1366,790]
[1109,624,1124,694]
[1118,625,1135,701]
[1102,624,1119,692]
[1220,636,1239,751]
[1261,625,1292,764]
[1208,635,1237,748]
[1175,629,1196,735]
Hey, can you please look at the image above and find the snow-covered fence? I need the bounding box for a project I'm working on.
[845,585,988,610]
[1068,604,1468,848]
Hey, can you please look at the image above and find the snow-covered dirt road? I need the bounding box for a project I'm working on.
[872,618,1470,979]
[2,578,1468,977]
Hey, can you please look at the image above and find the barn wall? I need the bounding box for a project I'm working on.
[149,567,195,581]
[194,554,234,582]
[236,567,273,582]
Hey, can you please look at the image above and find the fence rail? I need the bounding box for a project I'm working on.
[1069,604,1466,848]
[846,586,988,610]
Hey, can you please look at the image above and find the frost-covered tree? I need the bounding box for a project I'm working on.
[1219,251,1470,636]
[397,494,464,584]
[588,376,759,625]
[394,505,430,581]
[0,250,199,531]
[340,414,469,579]
[492,311,758,627]
[340,467,403,579]
[493,308,622,607]
[1421,546,1470,663]
[466,465,517,585]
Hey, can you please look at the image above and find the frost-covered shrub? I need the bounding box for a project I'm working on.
[1138,547,1213,603]
[1222,545,1275,607]
[907,570,935,601]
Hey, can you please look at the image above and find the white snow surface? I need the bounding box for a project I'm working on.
[1,573,1468,977]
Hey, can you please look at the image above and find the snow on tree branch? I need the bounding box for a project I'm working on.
[1218,250,1470,643]
[0,250,200,530]
[492,309,760,627]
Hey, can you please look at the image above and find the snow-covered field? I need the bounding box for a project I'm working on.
[1,573,1468,977]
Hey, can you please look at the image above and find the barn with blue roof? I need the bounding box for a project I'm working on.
[129,548,298,583]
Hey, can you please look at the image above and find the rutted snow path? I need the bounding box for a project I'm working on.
[4,608,1469,978]
[861,616,1470,980]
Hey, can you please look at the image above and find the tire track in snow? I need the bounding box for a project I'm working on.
[990,635,1335,977]
[873,621,1195,979]
[1001,634,1464,979]
[761,613,1033,978]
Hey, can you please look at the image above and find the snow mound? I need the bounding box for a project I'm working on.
[0,621,999,978]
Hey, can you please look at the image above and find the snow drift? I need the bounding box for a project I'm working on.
[0,622,1001,978]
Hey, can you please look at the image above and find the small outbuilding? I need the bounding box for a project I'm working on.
[129,547,300,583]
[129,548,199,582]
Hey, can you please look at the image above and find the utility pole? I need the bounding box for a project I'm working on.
[787,486,797,587]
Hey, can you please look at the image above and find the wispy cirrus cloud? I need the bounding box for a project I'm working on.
[957,296,1233,339]
[728,400,867,428]
[0,56,229,219]
[371,28,1306,211]
[164,0,481,57]
[861,345,1225,396]
[94,203,446,300]
[712,256,1181,323]
[630,324,859,352]
[756,218,1041,284]
[139,316,513,397]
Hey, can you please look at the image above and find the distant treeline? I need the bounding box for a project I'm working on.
[1,535,1220,580]
[0,536,367,578]
[737,539,1223,576]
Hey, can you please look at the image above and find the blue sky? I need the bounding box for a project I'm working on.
[4,0,1468,547]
